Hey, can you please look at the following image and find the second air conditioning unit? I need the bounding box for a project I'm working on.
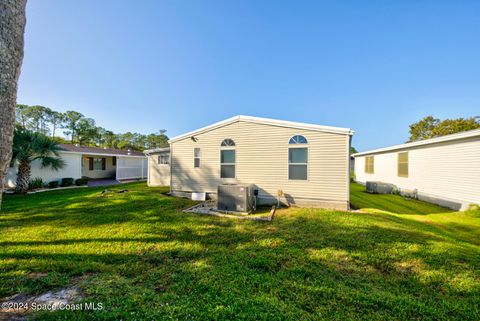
[366,181,396,194]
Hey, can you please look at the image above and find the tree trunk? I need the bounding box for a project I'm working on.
[15,160,30,193]
[0,0,27,209]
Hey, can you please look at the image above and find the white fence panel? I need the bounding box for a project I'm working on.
[116,157,147,180]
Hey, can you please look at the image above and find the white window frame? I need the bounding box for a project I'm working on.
[365,156,374,174]
[221,138,236,147]
[288,147,308,181]
[288,135,308,144]
[220,139,236,179]
[288,135,309,181]
[397,152,409,178]
[158,154,169,165]
[194,148,201,168]
[93,158,104,171]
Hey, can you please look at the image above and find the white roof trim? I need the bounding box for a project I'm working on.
[168,115,354,143]
[59,150,146,158]
[143,147,170,154]
[353,128,480,157]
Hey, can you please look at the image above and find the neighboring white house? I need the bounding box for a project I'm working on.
[147,115,354,210]
[353,129,480,210]
[144,147,170,187]
[5,144,147,188]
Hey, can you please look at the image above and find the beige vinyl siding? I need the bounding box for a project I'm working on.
[147,154,170,186]
[171,121,349,208]
[354,136,480,210]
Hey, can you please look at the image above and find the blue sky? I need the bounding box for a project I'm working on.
[18,0,480,151]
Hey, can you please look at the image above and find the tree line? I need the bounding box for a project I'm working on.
[15,104,169,151]
[408,115,480,142]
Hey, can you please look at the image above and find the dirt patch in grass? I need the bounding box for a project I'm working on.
[0,286,81,320]
[0,274,93,320]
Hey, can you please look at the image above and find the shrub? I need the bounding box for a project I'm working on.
[467,203,480,212]
[75,178,88,186]
[391,187,401,196]
[60,177,74,187]
[48,181,59,188]
[28,177,43,190]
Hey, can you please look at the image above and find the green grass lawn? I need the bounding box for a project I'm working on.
[1,182,479,320]
[350,182,452,214]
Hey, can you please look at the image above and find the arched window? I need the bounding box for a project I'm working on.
[221,138,236,147]
[289,135,308,144]
[220,139,236,178]
[288,135,308,180]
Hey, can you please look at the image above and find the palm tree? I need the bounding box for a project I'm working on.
[11,128,65,193]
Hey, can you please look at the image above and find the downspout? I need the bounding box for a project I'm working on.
[169,143,173,195]
[114,156,118,181]
[347,134,352,210]
[146,154,150,186]
[78,153,83,179]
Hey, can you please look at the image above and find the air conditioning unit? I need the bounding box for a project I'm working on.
[217,184,256,213]
[366,181,396,194]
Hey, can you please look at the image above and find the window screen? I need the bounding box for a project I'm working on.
[220,149,235,178]
[221,150,235,163]
[365,156,374,174]
[194,148,201,168]
[93,158,104,171]
[221,165,235,178]
[398,152,409,177]
[158,154,169,165]
[288,148,307,180]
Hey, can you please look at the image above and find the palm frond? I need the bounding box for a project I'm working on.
[12,127,35,163]
[12,128,66,171]
[40,157,65,171]
[32,133,64,157]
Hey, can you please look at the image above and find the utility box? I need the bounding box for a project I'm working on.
[191,192,206,201]
[366,181,396,194]
[217,184,256,213]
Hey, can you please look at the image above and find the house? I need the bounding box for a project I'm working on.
[353,129,480,210]
[144,147,170,187]
[146,115,354,210]
[5,144,147,187]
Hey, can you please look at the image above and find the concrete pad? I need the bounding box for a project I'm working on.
[87,179,120,187]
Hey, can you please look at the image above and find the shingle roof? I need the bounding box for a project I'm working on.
[143,147,170,154]
[59,144,145,157]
